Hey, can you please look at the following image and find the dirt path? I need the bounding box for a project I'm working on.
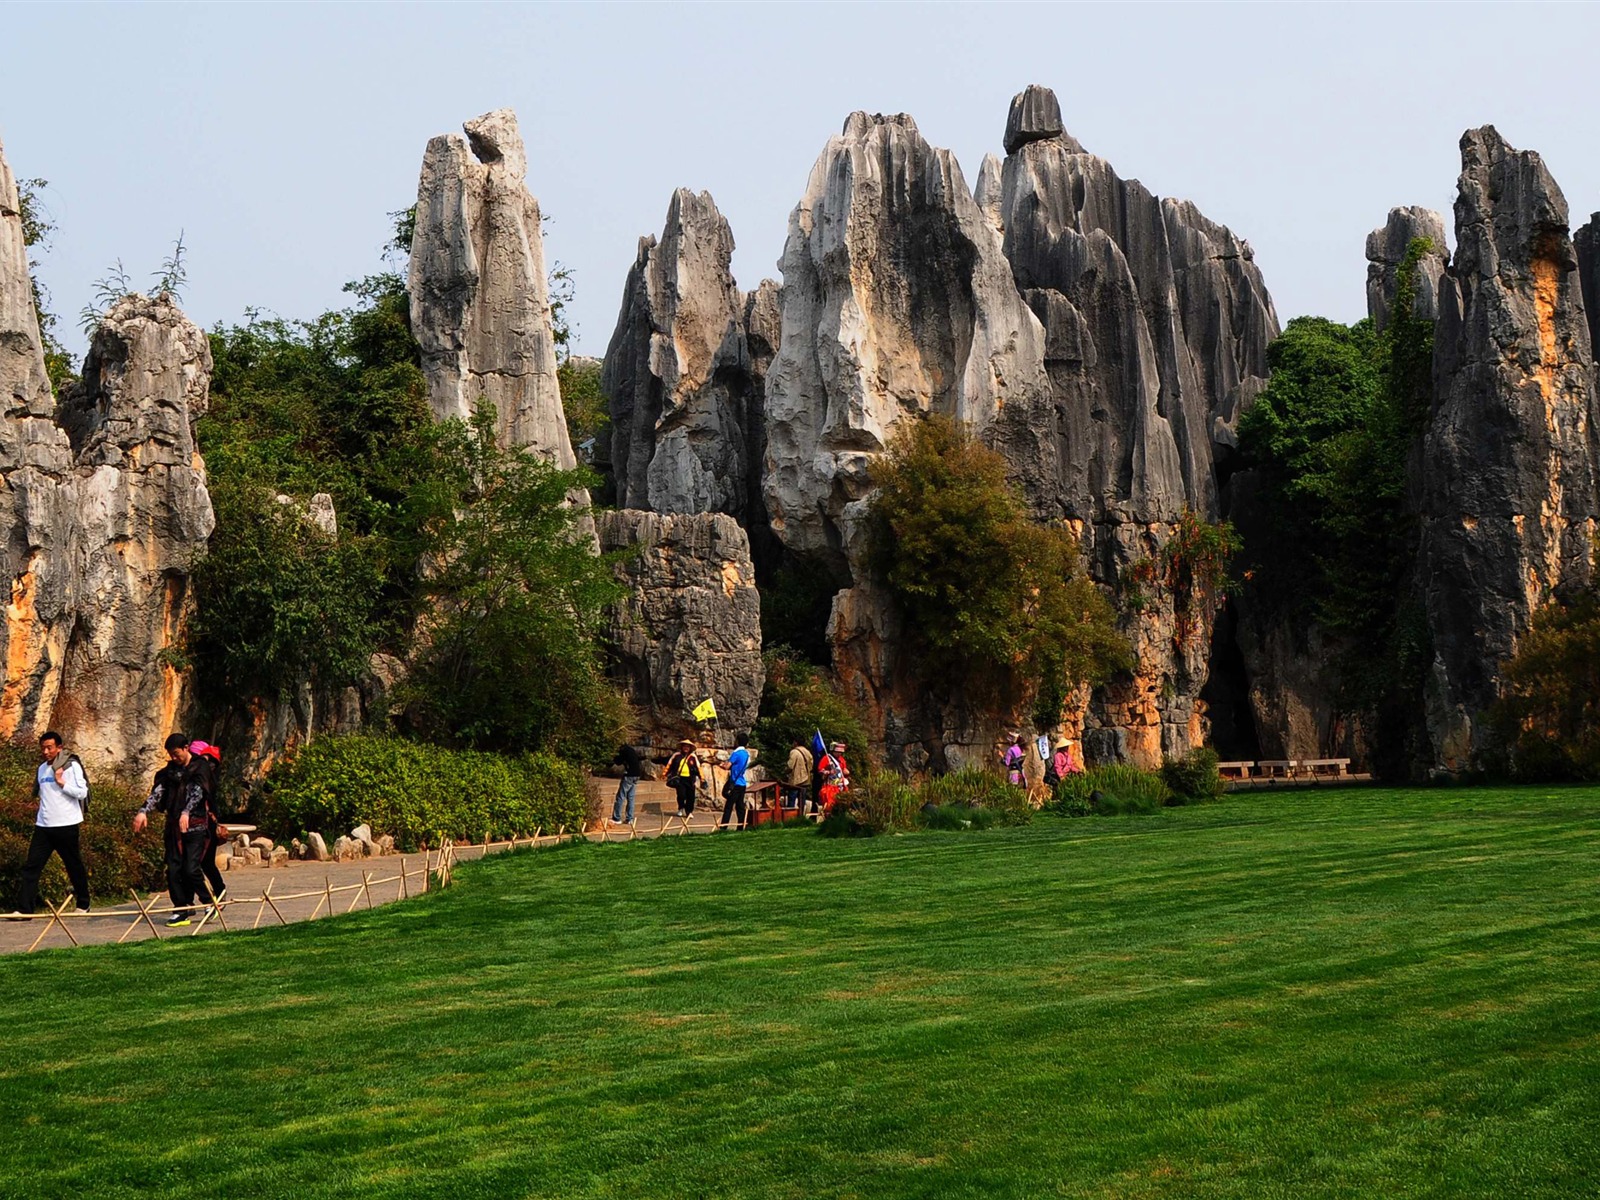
[0,807,751,956]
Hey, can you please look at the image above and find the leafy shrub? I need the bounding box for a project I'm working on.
[1052,763,1172,817]
[1490,586,1600,781]
[866,415,1129,703]
[753,651,871,768]
[916,767,1033,827]
[1160,748,1225,805]
[0,744,164,904]
[259,735,589,850]
[821,772,919,837]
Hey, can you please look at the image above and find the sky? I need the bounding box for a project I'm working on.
[5,2,1600,359]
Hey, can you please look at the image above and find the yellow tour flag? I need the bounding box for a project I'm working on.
[691,698,718,722]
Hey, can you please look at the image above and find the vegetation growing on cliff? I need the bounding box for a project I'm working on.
[866,414,1129,704]
[196,262,623,763]
[1490,548,1600,781]
[1236,238,1438,773]
[15,178,75,390]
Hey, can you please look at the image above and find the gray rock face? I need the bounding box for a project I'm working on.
[409,109,576,464]
[1003,84,1079,156]
[1,147,216,781]
[51,295,216,770]
[1421,126,1600,771]
[601,189,776,521]
[1366,206,1449,331]
[596,510,763,745]
[0,137,77,747]
[1575,213,1600,359]
[763,110,1053,569]
[995,86,1279,764]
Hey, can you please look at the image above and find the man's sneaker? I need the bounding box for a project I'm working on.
[73,907,90,915]
[164,914,191,928]
[213,888,228,903]
[4,911,30,921]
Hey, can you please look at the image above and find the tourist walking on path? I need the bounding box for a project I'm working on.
[1002,732,1026,786]
[720,735,751,830]
[611,742,644,825]
[140,738,217,927]
[133,734,195,915]
[11,732,91,917]
[188,741,227,902]
[666,739,701,818]
[783,737,812,815]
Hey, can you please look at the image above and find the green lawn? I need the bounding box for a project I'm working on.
[2,786,1597,1198]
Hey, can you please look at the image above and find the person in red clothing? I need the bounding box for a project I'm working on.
[817,742,851,814]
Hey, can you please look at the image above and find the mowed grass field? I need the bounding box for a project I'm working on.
[1,786,1597,1199]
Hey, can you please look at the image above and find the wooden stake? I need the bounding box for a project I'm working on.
[27,898,66,953]
[322,876,335,918]
[399,855,409,900]
[128,888,163,942]
[261,879,289,927]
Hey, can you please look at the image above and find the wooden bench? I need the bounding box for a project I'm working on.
[1301,758,1352,779]
[1255,759,1297,779]
[1217,761,1256,780]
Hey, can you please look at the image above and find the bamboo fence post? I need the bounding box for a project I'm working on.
[399,855,409,900]
[322,876,335,918]
[209,886,232,933]
[27,897,69,952]
[252,881,270,930]
[422,848,430,893]
[128,889,163,942]
[261,880,290,927]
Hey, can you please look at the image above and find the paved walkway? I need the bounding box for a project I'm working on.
[0,806,760,955]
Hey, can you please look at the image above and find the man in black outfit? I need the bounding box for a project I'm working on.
[133,735,196,923]
[132,734,214,927]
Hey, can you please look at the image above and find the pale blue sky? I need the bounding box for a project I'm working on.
[5,2,1599,357]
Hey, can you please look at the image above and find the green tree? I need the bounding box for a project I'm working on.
[1236,239,1439,774]
[752,651,871,767]
[397,407,626,764]
[866,414,1129,706]
[1490,589,1600,781]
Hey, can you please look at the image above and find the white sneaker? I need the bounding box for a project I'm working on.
[73,907,91,915]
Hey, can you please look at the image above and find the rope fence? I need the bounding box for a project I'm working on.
[12,804,770,954]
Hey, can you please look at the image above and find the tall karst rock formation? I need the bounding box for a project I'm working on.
[602,189,777,528]
[1,137,215,772]
[1420,126,1599,770]
[993,84,1279,765]
[752,91,1278,767]
[409,109,577,465]
[761,108,1058,768]
[596,189,776,744]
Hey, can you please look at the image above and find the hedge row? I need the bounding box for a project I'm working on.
[260,735,590,851]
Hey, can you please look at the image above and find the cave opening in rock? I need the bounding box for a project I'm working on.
[1200,599,1259,761]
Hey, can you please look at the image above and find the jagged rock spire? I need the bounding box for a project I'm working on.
[408,109,576,464]
[1366,206,1449,330]
[1421,125,1600,771]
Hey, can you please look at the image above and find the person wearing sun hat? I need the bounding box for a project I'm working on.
[1053,736,1083,779]
[664,738,702,818]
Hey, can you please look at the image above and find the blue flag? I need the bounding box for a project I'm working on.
[811,729,827,760]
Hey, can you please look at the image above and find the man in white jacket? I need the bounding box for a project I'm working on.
[12,731,91,915]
